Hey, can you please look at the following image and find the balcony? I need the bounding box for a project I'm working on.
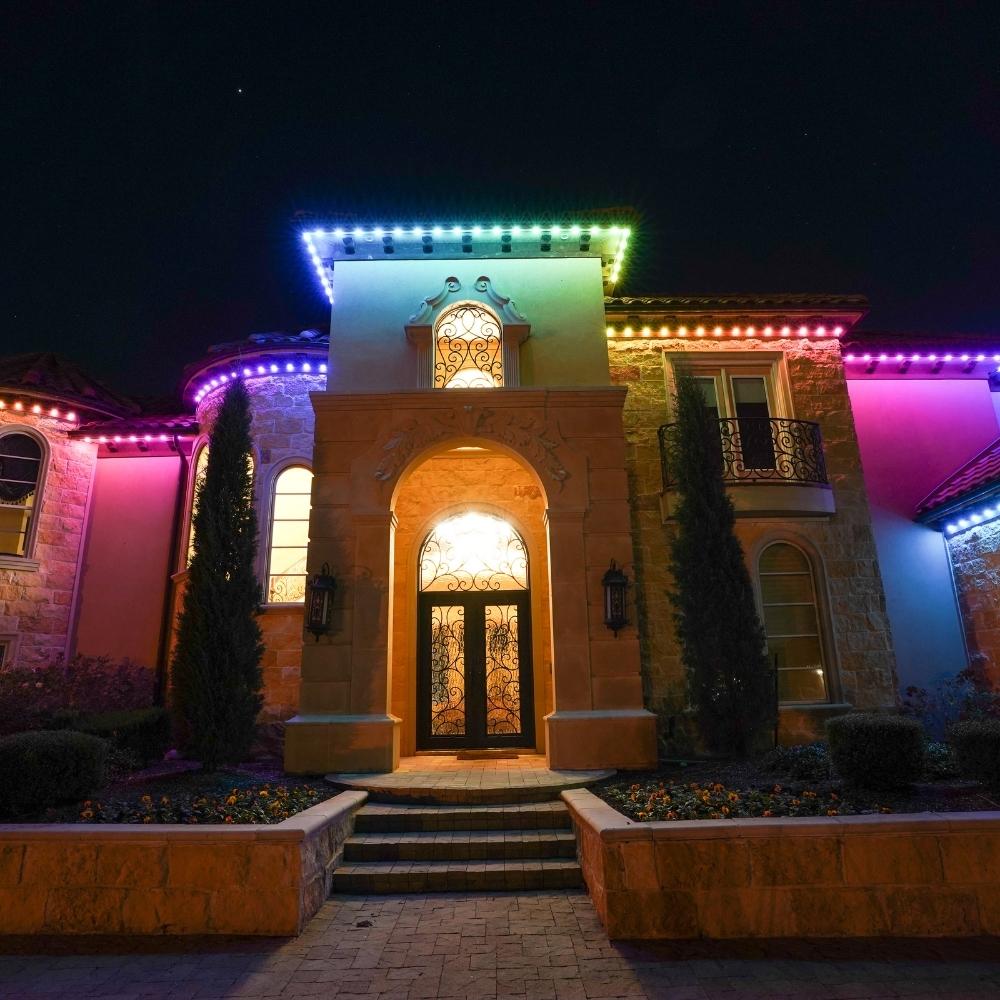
[658,417,835,519]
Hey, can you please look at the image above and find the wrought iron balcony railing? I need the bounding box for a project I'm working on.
[658,417,829,490]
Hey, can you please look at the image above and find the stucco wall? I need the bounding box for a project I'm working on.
[947,520,1000,688]
[327,258,610,392]
[848,378,999,689]
[565,788,1000,940]
[0,412,97,669]
[391,448,552,755]
[75,455,183,669]
[609,339,897,736]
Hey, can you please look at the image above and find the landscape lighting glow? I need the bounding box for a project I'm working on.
[606,325,843,340]
[301,222,632,302]
[192,359,328,404]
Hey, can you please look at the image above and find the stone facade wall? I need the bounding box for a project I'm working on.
[0,790,364,936]
[946,523,1000,688]
[171,372,326,721]
[391,449,551,756]
[608,338,898,739]
[0,411,97,669]
[566,788,1000,940]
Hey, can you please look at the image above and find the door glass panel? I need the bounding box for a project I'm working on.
[430,604,466,736]
[485,604,522,736]
[731,376,774,469]
[731,377,770,418]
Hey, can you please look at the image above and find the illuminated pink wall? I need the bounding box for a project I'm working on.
[848,378,1000,690]
[75,455,184,668]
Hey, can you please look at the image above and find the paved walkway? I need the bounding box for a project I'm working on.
[2,891,1000,999]
[328,756,613,804]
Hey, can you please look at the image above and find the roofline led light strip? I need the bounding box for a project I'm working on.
[606,324,844,340]
[302,223,632,303]
[192,359,328,404]
[0,398,77,421]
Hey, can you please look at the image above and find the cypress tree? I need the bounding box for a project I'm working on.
[171,380,263,771]
[667,368,775,755]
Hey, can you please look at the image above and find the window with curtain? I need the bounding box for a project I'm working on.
[0,432,44,557]
[758,542,829,703]
[267,466,313,603]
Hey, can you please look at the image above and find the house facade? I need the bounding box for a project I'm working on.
[1,217,995,773]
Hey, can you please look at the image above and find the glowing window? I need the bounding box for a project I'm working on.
[185,446,210,567]
[434,303,503,389]
[267,466,313,603]
[420,512,527,592]
[759,543,829,704]
[0,432,44,557]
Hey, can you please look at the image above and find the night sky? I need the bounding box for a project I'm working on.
[4,1,999,400]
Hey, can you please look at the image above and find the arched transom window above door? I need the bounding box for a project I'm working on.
[419,512,528,591]
[433,303,503,389]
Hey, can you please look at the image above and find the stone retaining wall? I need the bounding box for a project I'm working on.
[0,790,365,936]
[564,788,1000,940]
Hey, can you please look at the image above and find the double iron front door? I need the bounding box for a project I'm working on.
[417,591,534,750]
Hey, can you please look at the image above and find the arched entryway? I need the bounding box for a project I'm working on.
[416,511,534,749]
[390,444,552,758]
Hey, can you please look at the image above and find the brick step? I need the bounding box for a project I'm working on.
[330,859,583,894]
[354,801,572,833]
[343,829,577,863]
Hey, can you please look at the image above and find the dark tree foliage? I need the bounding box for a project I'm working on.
[171,381,263,771]
[667,368,775,755]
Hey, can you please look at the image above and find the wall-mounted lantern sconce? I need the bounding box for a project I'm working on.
[306,562,336,640]
[602,560,629,637]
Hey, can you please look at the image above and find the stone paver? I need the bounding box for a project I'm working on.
[3,891,1000,999]
[328,756,614,805]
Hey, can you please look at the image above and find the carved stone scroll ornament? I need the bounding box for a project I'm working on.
[373,407,568,487]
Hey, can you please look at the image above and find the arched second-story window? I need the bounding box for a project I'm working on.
[266,465,313,603]
[433,303,503,389]
[185,445,210,567]
[185,446,256,567]
[0,432,45,558]
[758,542,829,704]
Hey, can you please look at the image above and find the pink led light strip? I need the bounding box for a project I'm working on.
[606,325,844,340]
[81,433,194,445]
[0,399,77,421]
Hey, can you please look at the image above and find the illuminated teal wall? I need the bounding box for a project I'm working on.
[326,257,609,392]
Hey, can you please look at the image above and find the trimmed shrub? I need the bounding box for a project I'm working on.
[826,713,925,790]
[74,707,171,766]
[760,742,833,782]
[950,718,1000,788]
[0,656,155,737]
[0,730,108,815]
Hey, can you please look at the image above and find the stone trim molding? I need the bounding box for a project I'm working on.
[0,790,366,936]
[564,787,1000,940]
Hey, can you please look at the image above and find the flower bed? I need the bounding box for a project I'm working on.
[79,782,330,825]
[602,780,888,822]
